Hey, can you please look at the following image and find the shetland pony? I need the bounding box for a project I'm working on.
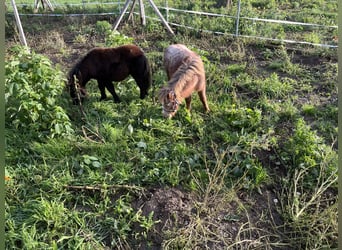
[158,44,210,118]
[67,44,152,105]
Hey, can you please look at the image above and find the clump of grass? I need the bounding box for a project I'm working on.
[163,145,282,249]
[272,117,338,248]
[279,158,337,248]
[281,118,337,187]
[227,39,246,61]
[235,71,295,101]
[267,46,303,75]
[162,145,239,249]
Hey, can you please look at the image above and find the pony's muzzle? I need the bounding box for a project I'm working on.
[162,109,176,119]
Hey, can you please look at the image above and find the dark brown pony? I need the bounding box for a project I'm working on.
[67,44,152,104]
[158,44,209,118]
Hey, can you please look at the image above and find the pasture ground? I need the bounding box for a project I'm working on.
[5,14,337,249]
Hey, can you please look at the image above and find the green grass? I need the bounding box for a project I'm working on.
[5,9,337,250]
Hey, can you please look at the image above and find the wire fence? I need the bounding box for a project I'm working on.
[6,0,338,48]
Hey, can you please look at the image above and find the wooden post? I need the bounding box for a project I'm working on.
[138,0,146,26]
[34,0,54,12]
[127,0,146,26]
[113,0,174,35]
[113,0,132,30]
[44,0,54,11]
[34,0,39,10]
[146,0,174,34]
[127,0,137,23]
[10,0,27,46]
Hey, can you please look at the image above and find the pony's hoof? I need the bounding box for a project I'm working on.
[140,93,148,99]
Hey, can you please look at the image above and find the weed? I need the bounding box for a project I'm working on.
[302,103,316,115]
[280,118,337,189]
[279,156,337,248]
[304,31,322,44]
[73,34,88,44]
[227,40,246,61]
[95,20,134,47]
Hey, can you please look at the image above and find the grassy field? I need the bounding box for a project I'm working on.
[5,1,338,249]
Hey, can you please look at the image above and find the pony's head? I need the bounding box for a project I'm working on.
[158,88,180,119]
[67,73,88,105]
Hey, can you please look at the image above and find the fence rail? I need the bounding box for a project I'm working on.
[5,0,338,48]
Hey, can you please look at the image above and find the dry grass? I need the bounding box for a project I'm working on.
[162,145,291,249]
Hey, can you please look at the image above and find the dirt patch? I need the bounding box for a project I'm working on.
[131,187,194,249]
[129,186,289,249]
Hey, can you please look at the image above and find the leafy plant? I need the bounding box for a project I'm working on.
[226,105,262,130]
[280,118,337,188]
[5,46,73,139]
[95,20,134,47]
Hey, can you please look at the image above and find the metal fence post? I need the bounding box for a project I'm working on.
[165,0,168,22]
[235,0,241,37]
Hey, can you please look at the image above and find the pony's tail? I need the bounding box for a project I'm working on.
[142,54,152,91]
[143,55,154,103]
[133,54,152,101]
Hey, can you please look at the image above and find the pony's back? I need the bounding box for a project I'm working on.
[159,44,209,118]
[164,44,201,79]
[68,45,146,82]
[67,44,152,104]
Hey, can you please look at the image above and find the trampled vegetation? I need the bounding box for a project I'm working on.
[5,1,337,249]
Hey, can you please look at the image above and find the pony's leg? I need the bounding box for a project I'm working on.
[198,90,210,112]
[104,82,121,103]
[97,80,107,101]
[185,96,192,110]
[131,76,147,99]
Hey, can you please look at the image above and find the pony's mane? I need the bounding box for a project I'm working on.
[168,56,202,98]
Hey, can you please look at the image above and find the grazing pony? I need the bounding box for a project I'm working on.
[67,44,152,104]
[158,44,210,118]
